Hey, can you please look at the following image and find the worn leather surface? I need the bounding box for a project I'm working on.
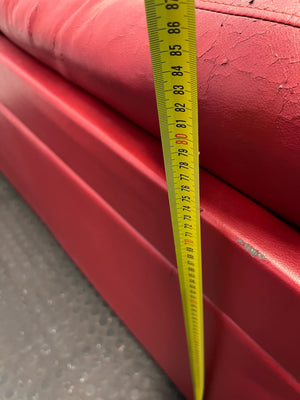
[1,36,300,398]
[0,0,299,228]
[195,0,300,27]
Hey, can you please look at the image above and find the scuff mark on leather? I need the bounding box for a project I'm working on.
[237,239,267,260]
[27,3,40,41]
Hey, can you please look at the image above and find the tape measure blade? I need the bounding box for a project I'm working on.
[144,1,204,399]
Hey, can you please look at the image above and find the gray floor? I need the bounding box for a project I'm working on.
[0,173,185,400]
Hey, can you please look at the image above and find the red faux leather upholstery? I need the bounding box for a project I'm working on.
[0,0,299,228]
[1,36,300,399]
[196,0,300,27]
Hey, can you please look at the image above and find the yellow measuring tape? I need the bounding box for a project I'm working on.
[144,1,204,399]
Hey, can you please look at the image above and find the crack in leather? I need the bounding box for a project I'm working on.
[195,0,300,28]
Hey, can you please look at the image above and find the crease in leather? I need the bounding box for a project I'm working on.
[50,0,92,55]
[195,0,300,28]
[1,100,300,392]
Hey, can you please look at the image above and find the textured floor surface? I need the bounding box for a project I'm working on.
[0,173,185,400]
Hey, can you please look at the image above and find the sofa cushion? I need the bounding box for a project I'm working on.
[0,0,299,228]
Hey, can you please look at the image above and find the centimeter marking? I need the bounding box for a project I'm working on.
[144,1,204,399]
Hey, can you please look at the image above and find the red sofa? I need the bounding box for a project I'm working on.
[0,1,299,399]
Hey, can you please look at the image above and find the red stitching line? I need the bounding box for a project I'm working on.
[196,0,300,19]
